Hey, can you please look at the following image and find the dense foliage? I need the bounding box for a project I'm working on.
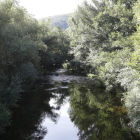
[67,0,140,133]
[0,0,71,134]
[2,0,140,137]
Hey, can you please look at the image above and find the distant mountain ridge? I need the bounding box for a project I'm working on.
[44,13,71,29]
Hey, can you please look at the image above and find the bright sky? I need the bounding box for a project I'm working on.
[19,0,92,19]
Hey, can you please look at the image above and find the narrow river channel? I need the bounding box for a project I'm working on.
[0,69,140,140]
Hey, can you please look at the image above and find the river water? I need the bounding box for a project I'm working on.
[0,69,140,140]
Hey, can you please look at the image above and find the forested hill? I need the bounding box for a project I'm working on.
[43,13,70,29]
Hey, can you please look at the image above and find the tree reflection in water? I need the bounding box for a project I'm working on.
[0,83,59,140]
[69,83,140,140]
[1,69,140,140]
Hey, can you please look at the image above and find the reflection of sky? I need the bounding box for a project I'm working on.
[42,98,78,140]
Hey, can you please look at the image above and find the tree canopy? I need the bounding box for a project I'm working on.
[0,0,71,134]
[67,0,140,133]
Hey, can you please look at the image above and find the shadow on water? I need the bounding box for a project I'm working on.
[0,83,60,140]
[0,69,140,140]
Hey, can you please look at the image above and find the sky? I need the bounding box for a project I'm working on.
[19,0,92,19]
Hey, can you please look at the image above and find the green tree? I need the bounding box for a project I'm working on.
[40,21,72,70]
[0,0,47,133]
[67,0,140,133]
[68,0,135,64]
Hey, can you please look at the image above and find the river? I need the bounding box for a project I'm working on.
[0,69,140,140]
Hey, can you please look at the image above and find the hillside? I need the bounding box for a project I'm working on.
[44,13,71,29]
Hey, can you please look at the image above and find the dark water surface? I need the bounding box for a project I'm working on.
[0,69,140,140]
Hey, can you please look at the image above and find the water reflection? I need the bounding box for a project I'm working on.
[0,69,80,140]
[0,69,140,140]
[42,98,78,140]
[0,85,59,140]
[69,83,140,140]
